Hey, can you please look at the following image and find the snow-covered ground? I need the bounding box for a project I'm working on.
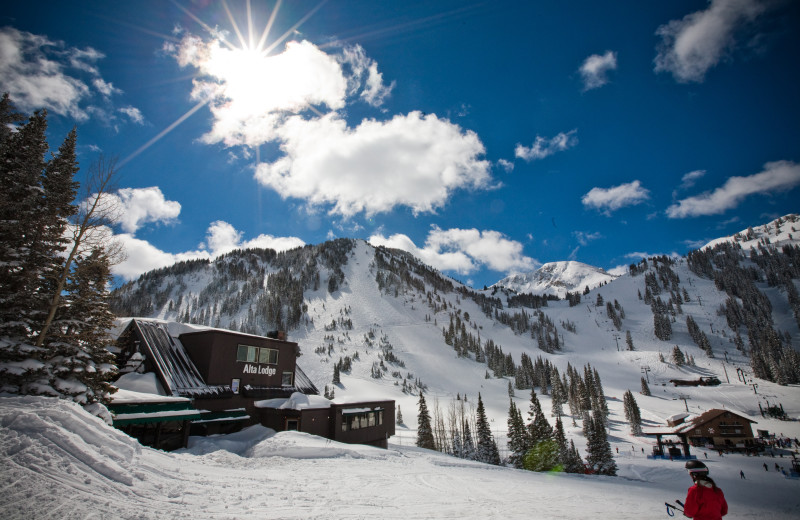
[1,395,798,519]
[4,216,800,518]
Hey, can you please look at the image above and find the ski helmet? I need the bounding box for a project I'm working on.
[685,460,708,474]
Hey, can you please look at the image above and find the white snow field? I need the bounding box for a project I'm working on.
[1,395,799,519]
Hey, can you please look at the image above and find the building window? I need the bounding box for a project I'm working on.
[236,345,258,362]
[341,409,384,432]
[236,344,278,364]
[259,348,278,365]
[282,372,293,386]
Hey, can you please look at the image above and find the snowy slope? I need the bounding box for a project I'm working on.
[31,214,795,517]
[493,260,617,297]
[2,395,799,519]
[703,214,799,252]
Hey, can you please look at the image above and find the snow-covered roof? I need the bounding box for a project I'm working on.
[255,392,332,410]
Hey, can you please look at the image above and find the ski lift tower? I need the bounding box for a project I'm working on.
[641,365,651,384]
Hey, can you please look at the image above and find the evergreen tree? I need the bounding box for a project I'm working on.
[622,390,642,436]
[553,416,569,470]
[585,409,617,476]
[396,405,403,425]
[565,439,585,474]
[640,376,651,396]
[506,398,529,468]
[416,393,435,450]
[523,439,560,472]
[475,393,500,465]
[625,330,634,351]
[527,388,553,445]
[0,99,116,405]
[671,345,685,366]
[461,421,476,461]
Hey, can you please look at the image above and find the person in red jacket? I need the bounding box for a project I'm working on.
[683,460,728,520]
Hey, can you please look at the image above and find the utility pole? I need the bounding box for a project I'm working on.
[750,383,758,395]
[721,362,730,384]
[641,365,651,384]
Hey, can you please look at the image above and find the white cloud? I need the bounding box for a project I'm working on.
[0,26,136,124]
[168,32,492,217]
[103,187,182,234]
[574,231,603,246]
[255,112,491,217]
[680,169,706,189]
[369,226,536,276]
[497,159,514,172]
[515,130,578,162]
[579,51,617,90]
[582,180,650,214]
[202,220,305,256]
[666,160,800,218]
[654,0,767,83]
[118,106,144,125]
[339,45,395,108]
[93,78,119,97]
[111,220,305,281]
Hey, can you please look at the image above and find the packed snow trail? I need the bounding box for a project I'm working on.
[2,396,799,519]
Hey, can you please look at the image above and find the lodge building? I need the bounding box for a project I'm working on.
[111,319,395,450]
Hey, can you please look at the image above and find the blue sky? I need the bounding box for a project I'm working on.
[2,0,799,288]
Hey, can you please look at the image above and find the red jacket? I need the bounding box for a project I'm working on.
[683,480,728,520]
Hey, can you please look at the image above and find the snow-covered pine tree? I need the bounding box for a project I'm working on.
[553,416,568,470]
[475,393,500,465]
[506,398,529,468]
[416,393,435,450]
[527,388,553,445]
[565,439,585,474]
[586,409,617,476]
[396,405,403,425]
[0,99,116,406]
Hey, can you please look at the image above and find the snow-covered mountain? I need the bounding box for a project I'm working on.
[703,213,799,252]
[492,260,617,297]
[4,214,800,518]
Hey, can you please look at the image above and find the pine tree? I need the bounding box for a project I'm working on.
[625,330,634,351]
[671,345,685,366]
[553,416,569,470]
[586,409,617,476]
[640,376,651,396]
[396,405,403,425]
[475,393,500,465]
[506,398,529,468]
[416,393,435,450]
[0,100,116,406]
[565,439,585,474]
[622,390,642,436]
[527,388,553,445]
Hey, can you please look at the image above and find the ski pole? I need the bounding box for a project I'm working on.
[676,499,685,509]
[665,502,684,517]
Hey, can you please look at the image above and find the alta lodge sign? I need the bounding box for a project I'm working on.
[242,364,277,376]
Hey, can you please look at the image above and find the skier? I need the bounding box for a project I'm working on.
[740,470,745,479]
[683,460,728,520]
[764,463,768,471]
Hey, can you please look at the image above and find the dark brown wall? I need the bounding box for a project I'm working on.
[255,400,396,448]
[180,330,298,388]
[332,401,395,448]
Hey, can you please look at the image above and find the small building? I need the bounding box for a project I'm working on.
[257,393,395,449]
[113,319,394,449]
[645,408,758,458]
